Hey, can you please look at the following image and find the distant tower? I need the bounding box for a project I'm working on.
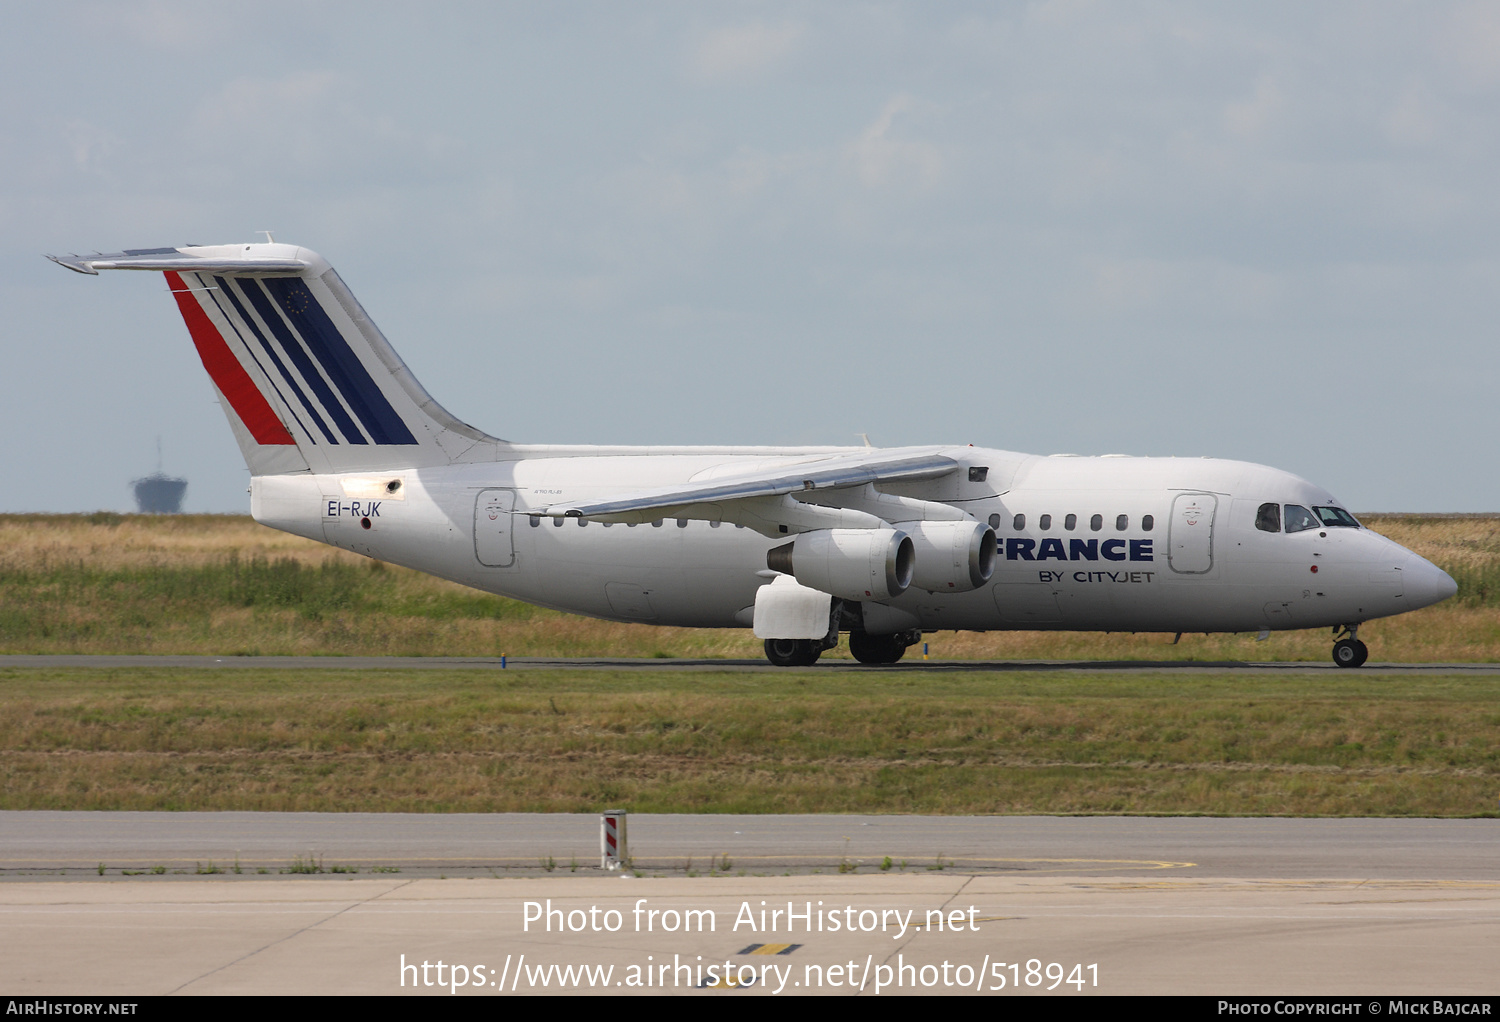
[132,438,187,514]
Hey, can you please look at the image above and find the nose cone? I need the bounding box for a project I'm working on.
[1404,552,1458,610]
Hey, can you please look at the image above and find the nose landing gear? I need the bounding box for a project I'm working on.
[1332,625,1368,668]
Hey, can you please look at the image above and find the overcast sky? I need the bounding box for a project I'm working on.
[5,1,1499,512]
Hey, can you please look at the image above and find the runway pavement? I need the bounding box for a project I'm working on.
[3,654,1499,673]
[1,814,1497,996]
[2,813,1497,880]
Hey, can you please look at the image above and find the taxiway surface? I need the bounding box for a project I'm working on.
[3,654,1499,673]
[2,813,1496,880]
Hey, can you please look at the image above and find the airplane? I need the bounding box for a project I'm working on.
[49,241,1458,668]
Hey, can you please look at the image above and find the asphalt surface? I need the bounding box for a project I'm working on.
[3,654,1499,672]
[3,813,1497,880]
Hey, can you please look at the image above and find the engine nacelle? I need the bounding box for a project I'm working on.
[903,519,996,592]
[766,528,914,601]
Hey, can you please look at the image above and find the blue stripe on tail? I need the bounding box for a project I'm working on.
[263,277,418,446]
[235,278,368,445]
[209,276,335,445]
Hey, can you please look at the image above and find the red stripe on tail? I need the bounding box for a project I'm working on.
[165,271,295,446]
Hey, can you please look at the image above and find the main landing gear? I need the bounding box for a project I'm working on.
[764,629,922,667]
[848,631,906,665]
[763,638,824,667]
[1332,624,1368,668]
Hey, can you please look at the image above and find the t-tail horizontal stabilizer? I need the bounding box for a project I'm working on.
[47,243,501,476]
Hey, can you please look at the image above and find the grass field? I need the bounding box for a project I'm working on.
[2,515,1498,817]
[0,512,1496,662]
[2,667,1496,816]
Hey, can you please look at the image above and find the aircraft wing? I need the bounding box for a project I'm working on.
[543,448,959,521]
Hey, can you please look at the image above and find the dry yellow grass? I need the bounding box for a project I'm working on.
[0,513,1495,661]
[1368,515,1500,572]
[0,513,339,571]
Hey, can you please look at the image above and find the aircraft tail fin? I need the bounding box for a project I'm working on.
[49,243,501,476]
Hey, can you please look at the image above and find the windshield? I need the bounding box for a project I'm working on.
[1313,506,1361,528]
[1255,502,1281,533]
[1284,505,1319,534]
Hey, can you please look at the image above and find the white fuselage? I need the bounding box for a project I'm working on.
[52,241,1455,658]
[252,444,1452,635]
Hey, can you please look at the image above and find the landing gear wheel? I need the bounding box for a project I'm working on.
[1332,638,1368,668]
[848,631,908,665]
[763,638,822,667]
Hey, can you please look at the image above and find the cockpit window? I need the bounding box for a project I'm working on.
[1255,502,1281,533]
[1284,504,1319,534]
[1313,506,1360,529]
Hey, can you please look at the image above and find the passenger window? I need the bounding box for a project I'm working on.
[1090,514,1103,531]
[677,518,688,528]
[553,517,564,527]
[988,513,1001,530]
[1039,514,1052,530]
[1255,502,1281,533]
[1064,514,1077,531]
[529,515,540,528]
[1284,505,1319,534]
[1142,515,1154,532]
[710,521,720,528]
[1013,513,1025,531]
[577,518,587,527]
[651,520,663,528]
[1115,514,1127,531]
[1313,506,1360,529]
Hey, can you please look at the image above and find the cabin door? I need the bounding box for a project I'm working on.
[1168,493,1217,574]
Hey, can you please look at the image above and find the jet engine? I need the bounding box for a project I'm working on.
[902,519,997,592]
[766,528,914,601]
